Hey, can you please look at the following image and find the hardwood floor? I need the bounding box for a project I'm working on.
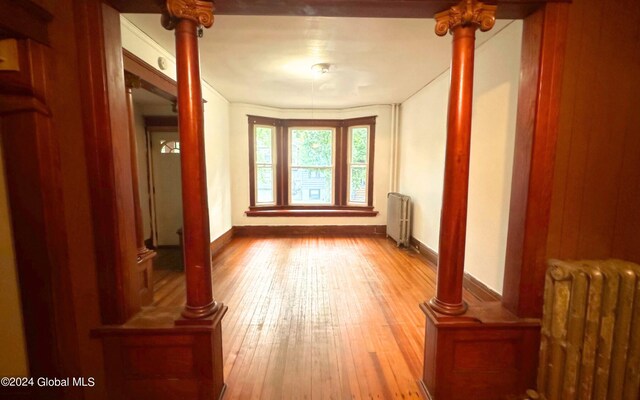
[152,235,486,399]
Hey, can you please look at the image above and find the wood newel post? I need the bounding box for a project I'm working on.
[125,73,151,257]
[427,0,496,316]
[163,0,218,320]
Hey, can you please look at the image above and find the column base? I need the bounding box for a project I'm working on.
[427,297,468,315]
[178,300,221,322]
[93,305,227,400]
[420,302,540,400]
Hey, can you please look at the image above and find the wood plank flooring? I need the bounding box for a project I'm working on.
[152,235,485,400]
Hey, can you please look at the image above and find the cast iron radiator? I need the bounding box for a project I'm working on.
[531,259,640,400]
[386,192,411,247]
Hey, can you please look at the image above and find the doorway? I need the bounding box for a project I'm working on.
[149,129,183,247]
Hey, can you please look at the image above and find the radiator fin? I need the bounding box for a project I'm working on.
[537,259,640,400]
[386,192,410,247]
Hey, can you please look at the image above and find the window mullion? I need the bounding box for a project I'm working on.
[279,123,288,207]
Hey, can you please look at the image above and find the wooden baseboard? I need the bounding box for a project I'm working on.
[233,225,387,236]
[210,228,234,259]
[409,236,439,266]
[463,272,502,302]
[409,236,502,302]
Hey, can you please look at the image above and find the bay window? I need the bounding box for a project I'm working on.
[247,115,377,217]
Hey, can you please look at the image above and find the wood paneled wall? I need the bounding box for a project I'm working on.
[547,0,640,263]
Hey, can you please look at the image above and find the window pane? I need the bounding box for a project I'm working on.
[349,166,367,203]
[351,127,368,164]
[290,167,332,204]
[290,129,333,167]
[255,127,273,164]
[256,166,274,204]
[160,140,180,154]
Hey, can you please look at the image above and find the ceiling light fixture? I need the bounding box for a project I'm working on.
[311,63,331,75]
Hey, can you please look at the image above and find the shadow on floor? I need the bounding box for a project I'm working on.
[154,247,183,271]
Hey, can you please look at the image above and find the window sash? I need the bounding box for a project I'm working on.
[254,124,276,206]
[347,126,370,205]
[288,127,335,205]
[247,115,376,211]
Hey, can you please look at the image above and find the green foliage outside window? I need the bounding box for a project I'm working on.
[291,129,333,167]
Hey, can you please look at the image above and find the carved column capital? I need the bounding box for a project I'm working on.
[434,0,497,36]
[162,0,215,31]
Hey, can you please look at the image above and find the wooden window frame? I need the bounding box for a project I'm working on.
[247,115,377,217]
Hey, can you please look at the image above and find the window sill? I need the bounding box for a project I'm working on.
[245,208,379,217]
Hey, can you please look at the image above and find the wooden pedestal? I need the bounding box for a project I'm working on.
[137,251,156,306]
[93,306,227,400]
[420,302,540,400]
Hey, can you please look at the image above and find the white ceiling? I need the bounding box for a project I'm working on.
[123,15,512,109]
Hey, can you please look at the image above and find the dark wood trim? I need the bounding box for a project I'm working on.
[123,48,177,103]
[0,39,70,395]
[420,302,540,400]
[145,115,178,128]
[248,116,256,206]
[245,209,379,217]
[410,236,501,302]
[210,228,234,259]
[74,0,139,324]
[110,0,570,20]
[249,205,375,211]
[0,0,52,45]
[92,305,227,400]
[463,273,502,303]
[410,236,439,266]
[233,225,386,236]
[336,125,346,205]
[367,121,376,207]
[502,3,569,318]
[247,115,377,212]
[280,122,289,206]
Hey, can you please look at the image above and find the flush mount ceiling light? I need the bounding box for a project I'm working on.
[311,63,331,75]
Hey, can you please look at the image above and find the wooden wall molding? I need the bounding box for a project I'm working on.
[110,0,570,20]
[410,236,439,266]
[0,39,72,396]
[0,0,52,44]
[410,236,501,302]
[233,225,386,236]
[502,3,570,319]
[210,228,234,258]
[144,115,178,128]
[74,0,140,324]
[123,48,177,104]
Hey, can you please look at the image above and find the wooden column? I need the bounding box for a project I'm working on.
[162,0,219,321]
[427,0,496,316]
[125,71,156,306]
[125,73,151,257]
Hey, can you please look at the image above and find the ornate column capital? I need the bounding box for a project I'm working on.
[434,0,497,36]
[162,0,215,30]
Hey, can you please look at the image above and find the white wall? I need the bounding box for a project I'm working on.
[397,21,523,294]
[121,17,232,241]
[230,103,391,226]
[0,140,29,376]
